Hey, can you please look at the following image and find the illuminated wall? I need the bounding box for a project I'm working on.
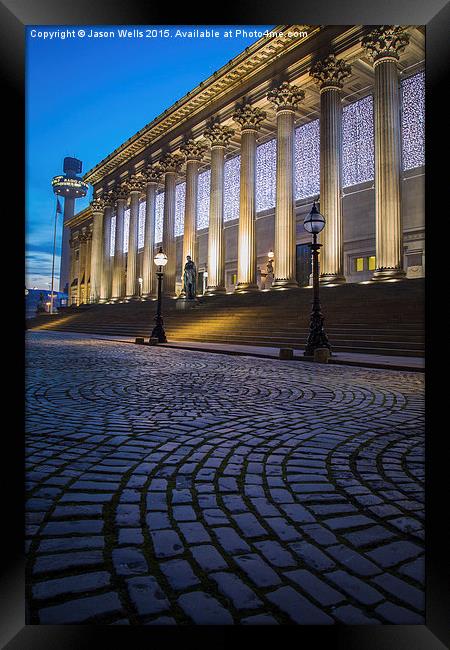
[174,182,186,237]
[256,138,277,212]
[138,201,145,249]
[294,119,320,200]
[401,71,425,170]
[223,155,240,222]
[197,169,211,230]
[136,72,425,244]
[155,191,164,243]
[109,214,116,257]
[123,208,130,253]
[342,95,375,188]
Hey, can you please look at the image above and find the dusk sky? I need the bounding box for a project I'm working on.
[26,25,272,289]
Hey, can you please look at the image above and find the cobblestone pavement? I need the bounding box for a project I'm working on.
[25,332,425,625]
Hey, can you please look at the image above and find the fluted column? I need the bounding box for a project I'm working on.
[69,235,78,305]
[77,228,88,305]
[180,139,207,296]
[233,103,266,291]
[85,227,93,303]
[310,55,352,284]
[126,174,145,299]
[112,184,128,300]
[88,197,105,303]
[363,26,410,280]
[100,191,115,302]
[267,82,305,288]
[204,121,235,294]
[160,153,183,296]
[142,165,161,298]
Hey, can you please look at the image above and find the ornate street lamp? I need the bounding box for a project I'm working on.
[303,201,331,357]
[151,247,168,343]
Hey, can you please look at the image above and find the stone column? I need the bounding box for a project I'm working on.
[204,121,235,294]
[142,165,161,298]
[112,184,128,300]
[125,174,145,299]
[180,139,207,295]
[77,228,88,305]
[233,103,266,291]
[159,153,183,296]
[85,226,93,303]
[88,197,105,303]
[267,82,305,288]
[69,235,78,305]
[100,191,115,302]
[310,55,351,284]
[363,26,410,280]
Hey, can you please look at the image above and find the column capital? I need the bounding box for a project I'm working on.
[115,183,129,202]
[143,164,162,184]
[232,103,266,131]
[127,173,146,194]
[79,229,90,243]
[180,138,207,162]
[362,26,410,66]
[204,121,235,148]
[90,197,105,213]
[310,54,352,91]
[267,81,305,111]
[159,152,184,174]
[102,190,116,208]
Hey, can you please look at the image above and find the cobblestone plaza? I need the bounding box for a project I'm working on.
[25,332,425,625]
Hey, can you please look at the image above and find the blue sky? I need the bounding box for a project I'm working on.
[26,25,272,289]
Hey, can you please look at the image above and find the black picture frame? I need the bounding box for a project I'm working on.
[5,0,449,647]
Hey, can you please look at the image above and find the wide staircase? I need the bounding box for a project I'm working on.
[26,279,425,357]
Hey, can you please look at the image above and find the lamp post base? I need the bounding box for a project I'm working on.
[304,311,331,357]
[150,318,167,343]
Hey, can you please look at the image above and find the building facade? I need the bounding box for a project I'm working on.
[63,25,425,306]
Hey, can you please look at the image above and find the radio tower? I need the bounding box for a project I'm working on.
[52,157,89,293]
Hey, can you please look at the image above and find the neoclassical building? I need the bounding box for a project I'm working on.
[63,25,425,306]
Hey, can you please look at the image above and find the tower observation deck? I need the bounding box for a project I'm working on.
[52,157,88,293]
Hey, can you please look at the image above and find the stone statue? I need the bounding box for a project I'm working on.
[183,256,197,299]
[265,259,274,289]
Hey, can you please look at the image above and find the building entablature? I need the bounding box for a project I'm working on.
[83,24,424,194]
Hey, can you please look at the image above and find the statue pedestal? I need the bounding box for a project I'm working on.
[176,297,198,311]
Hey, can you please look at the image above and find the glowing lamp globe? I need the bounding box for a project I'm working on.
[304,201,325,234]
[154,248,168,267]
[268,249,274,260]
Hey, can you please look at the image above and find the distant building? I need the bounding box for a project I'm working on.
[25,288,68,319]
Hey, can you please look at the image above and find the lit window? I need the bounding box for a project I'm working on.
[197,169,211,230]
[138,201,146,249]
[155,191,164,243]
[342,96,374,188]
[401,71,425,171]
[174,183,186,236]
[110,215,116,257]
[256,138,277,212]
[123,208,130,253]
[224,155,240,222]
[354,257,364,272]
[367,255,376,271]
[294,119,320,199]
